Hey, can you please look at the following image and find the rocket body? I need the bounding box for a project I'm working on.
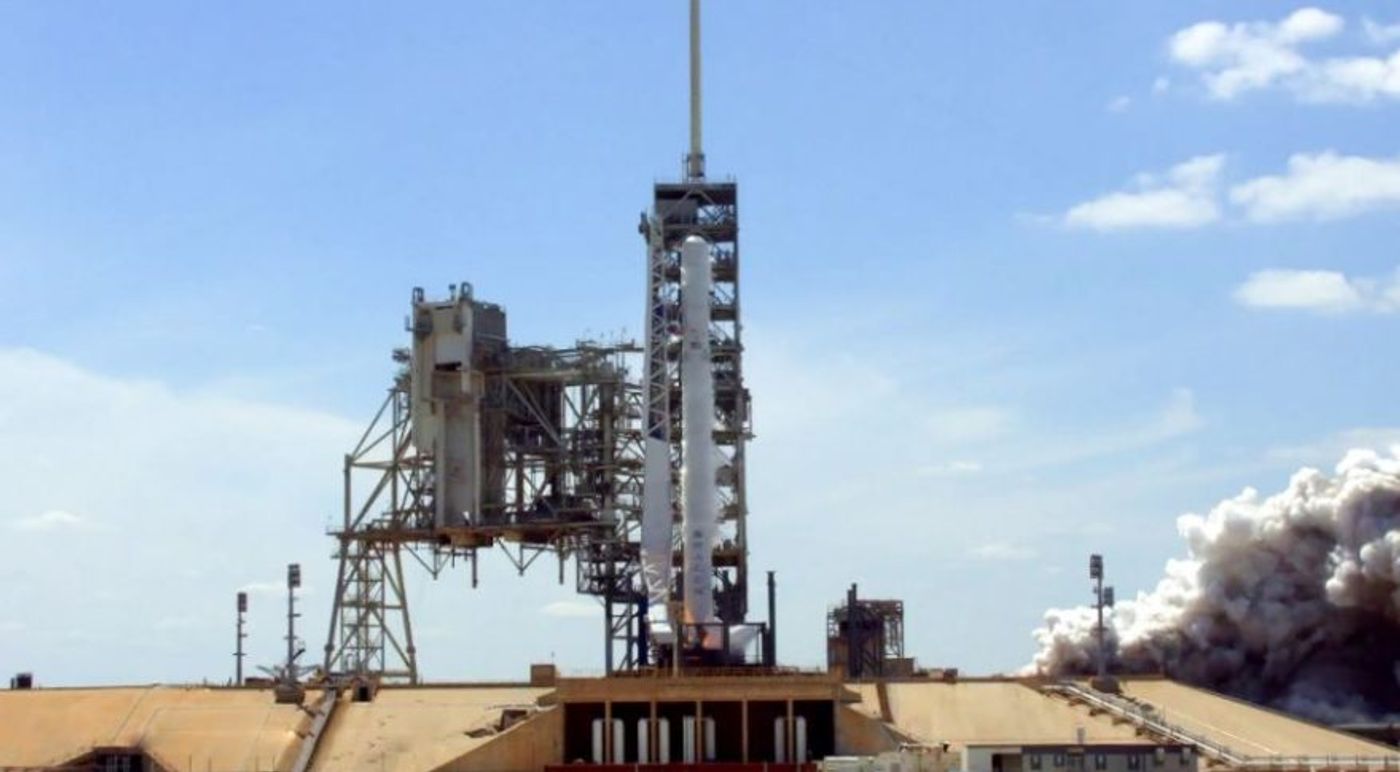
[680,235,717,627]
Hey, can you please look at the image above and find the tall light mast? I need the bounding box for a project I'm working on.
[1089,554,1119,692]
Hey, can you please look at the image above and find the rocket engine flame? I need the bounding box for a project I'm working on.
[1030,448,1400,723]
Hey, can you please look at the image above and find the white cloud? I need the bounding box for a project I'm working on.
[0,347,361,683]
[1058,151,1400,230]
[1266,427,1400,464]
[539,600,599,619]
[1169,8,1400,103]
[238,581,290,598]
[1064,155,1224,231]
[925,406,1013,443]
[1234,267,1400,314]
[1363,18,1400,46]
[1230,152,1400,222]
[1013,388,1204,472]
[916,460,984,478]
[8,509,88,533]
[1107,96,1132,113]
[971,542,1036,561]
[1152,77,1171,94]
[152,615,205,631]
[1234,269,1363,312]
[1153,388,1205,439]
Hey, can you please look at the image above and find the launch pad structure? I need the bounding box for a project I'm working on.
[322,325,648,682]
[322,0,755,683]
[12,5,1400,772]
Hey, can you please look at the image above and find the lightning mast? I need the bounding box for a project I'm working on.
[687,0,705,181]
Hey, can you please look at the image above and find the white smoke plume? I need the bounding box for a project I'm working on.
[1031,448,1400,723]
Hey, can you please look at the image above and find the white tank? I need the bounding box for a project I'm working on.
[680,235,717,628]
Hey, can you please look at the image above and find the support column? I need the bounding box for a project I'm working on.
[604,701,612,763]
[604,602,614,675]
[786,699,795,764]
[695,699,703,763]
[741,699,749,763]
[649,700,658,763]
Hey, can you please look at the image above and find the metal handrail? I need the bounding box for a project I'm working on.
[1042,682,1400,770]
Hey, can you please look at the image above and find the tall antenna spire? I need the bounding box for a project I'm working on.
[686,0,705,179]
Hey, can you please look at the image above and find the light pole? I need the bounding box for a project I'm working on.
[273,563,307,704]
[1089,554,1118,692]
[234,591,248,686]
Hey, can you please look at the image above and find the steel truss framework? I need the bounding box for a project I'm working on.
[827,593,905,679]
[641,178,751,632]
[324,345,644,683]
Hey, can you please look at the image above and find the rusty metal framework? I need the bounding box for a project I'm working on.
[323,343,644,683]
[826,585,906,680]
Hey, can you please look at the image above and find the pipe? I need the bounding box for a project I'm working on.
[680,235,716,628]
[766,571,777,667]
[847,583,858,677]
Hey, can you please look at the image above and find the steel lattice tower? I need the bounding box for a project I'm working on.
[637,0,753,633]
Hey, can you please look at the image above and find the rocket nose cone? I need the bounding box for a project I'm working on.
[683,234,710,248]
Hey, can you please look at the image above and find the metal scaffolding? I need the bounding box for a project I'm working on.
[324,1,750,679]
[826,585,907,679]
[323,343,644,683]
[640,178,752,632]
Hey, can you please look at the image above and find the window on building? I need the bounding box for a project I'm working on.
[1095,754,1107,770]
[1054,754,1067,768]
[1179,749,1193,766]
[1128,755,1142,770]
[1030,755,1043,770]
[1070,755,1085,770]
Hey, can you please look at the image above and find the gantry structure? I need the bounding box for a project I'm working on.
[635,0,753,638]
[322,0,751,681]
[638,180,750,630]
[826,585,907,679]
[322,292,646,682]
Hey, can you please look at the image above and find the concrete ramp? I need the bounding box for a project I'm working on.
[309,686,551,771]
[427,706,562,772]
[1119,679,1397,759]
[0,685,313,770]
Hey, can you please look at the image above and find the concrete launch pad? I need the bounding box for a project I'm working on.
[3,675,1395,771]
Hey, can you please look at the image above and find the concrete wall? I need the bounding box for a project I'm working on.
[432,706,563,772]
[835,705,900,756]
[969,747,1199,772]
[965,746,1024,772]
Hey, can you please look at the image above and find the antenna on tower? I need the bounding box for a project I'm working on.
[685,0,705,180]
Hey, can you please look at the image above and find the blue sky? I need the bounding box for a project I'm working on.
[2,2,1399,685]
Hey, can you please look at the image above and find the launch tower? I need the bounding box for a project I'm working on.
[321,0,762,684]
[637,0,756,666]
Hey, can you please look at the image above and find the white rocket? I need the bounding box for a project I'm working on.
[639,0,757,658]
[639,235,719,644]
[679,234,718,628]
